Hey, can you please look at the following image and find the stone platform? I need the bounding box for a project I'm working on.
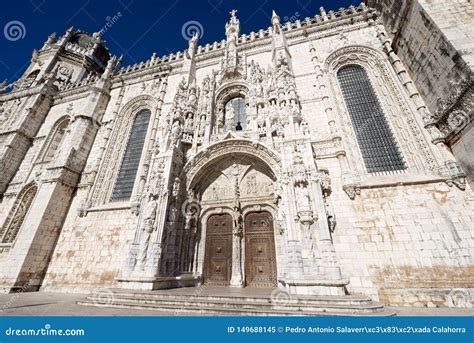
[77,286,396,316]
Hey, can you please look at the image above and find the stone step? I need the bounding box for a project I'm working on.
[102,289,374,307]
[78,289,395,316]
[78,298,394,316]
[82,295,385,314]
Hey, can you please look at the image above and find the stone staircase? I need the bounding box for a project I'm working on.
[78,287,395,316]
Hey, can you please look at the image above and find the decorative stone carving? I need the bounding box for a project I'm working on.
[325,45,438,174]
[0,183,37,243]
[343,184,361,200]
[137,195,158,268]
[439,161,467,191]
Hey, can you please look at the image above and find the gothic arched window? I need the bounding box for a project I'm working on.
[42,118,70,163]
[337,64,406,173]
[224,97,246,132]
[111,109,151,202]
[0,183,37,244]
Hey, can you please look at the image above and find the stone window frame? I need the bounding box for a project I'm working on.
[214,84,249,135]
[110,109,152,202]
[36,116,71,164]
[325,45,437,179]
[224,96,247,132]
[0,182,37,246]
[90,95,158,208]
[336,64,407,174]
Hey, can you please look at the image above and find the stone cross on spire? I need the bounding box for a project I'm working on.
[225,8,240,41]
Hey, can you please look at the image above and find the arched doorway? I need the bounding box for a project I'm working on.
[204,213,233,286]
[183,139,283,288]
[244,211,277,287]
[203,211,278,288]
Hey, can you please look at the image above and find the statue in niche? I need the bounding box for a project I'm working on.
[295,182,311,212]
[185,113,194,129]
[198,114,206,137]
[232,202,243,237]
[138,195,158,267]
[187,83,198,107]
[215,103,224,131]
[172,177,181,198]
[225,108,236,131]
[170,120,181,144]
[168,204,178,224]
[184,206,198,234]
[202,75,210,93]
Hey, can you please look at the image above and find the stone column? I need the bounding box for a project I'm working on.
[309,173,342,280]
[229,231,244,287]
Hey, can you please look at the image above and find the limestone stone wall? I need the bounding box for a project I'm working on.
[367,0,473,113]
[332,174,473,306]
[367,0,474,189]
[40,187,138,292]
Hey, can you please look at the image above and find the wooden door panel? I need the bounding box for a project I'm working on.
[204,214,233,286]
[245,212,277,288]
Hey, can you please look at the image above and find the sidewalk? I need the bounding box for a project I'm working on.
[0,292,473,316]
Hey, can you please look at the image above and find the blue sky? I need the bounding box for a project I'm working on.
[0,0,360,81]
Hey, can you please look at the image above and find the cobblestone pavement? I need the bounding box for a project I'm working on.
[0,292,472,316]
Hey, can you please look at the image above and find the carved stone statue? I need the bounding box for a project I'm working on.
[295,183,311,212]
[187,32,198,58]
[137,195,158,267]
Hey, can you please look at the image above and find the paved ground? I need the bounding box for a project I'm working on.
[0,292,472,316]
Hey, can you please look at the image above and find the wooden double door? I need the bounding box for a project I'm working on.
[204,211,277,287]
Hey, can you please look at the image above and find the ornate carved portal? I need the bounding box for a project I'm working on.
[244,211,277,288]
[203,211,277,288]
[204,213,233,286]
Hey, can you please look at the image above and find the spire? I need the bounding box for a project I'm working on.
[271,9,292,72]
[271,10,281,33]
[59,26,74,46]
[102,55,117,80]
[225,9,240,42]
